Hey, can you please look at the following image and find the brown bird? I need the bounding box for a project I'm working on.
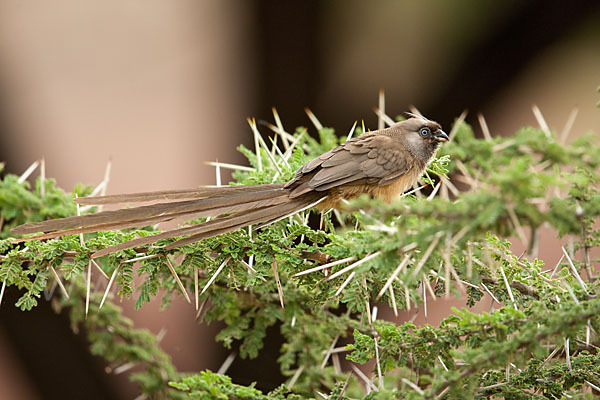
[12,116,448,257]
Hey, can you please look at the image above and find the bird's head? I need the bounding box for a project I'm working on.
[393,115,448,161]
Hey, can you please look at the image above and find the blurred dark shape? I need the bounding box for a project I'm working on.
[0,290,121,400]
[253,0,320,130]
[429,0,600,128]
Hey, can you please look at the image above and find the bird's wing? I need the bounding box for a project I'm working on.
[287,135,413,196]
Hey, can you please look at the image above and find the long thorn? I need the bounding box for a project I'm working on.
[281,128,306,163]
[441,176,460,197]
[585,380,600,393]
[77,195,97,315]
[326,252,381,281]
[438,356,448,371]
[565,338,572,371]
[240,260,266,281]
[480,282,500,304]
[304,107,323,130]
[350,364,378,392]
[272,107,289,149]
[466,242,474,279]
[411,232,443,278]
[287,365,305,389]
[454,159,479,189]
[426,182,442,200]
[532,105,552,139]
[201,257,230,295]
[250,119,283,173]
[390,285,398,317]
[91,259,110,280]
[549,254,565,279]
[272,258,285,309]
[402,184,427,198]
[293,256,357,278]
[376,253,411,299]
[123,254,160,264]
[217,352,237,375]
[204,161,255,172]
[477,113,492,141]
[346,121,358,141]
[247,118,262,172]
[100,264,120,310]
[18,160,40,183]
[269,137,290,167]
[561,246,588,294]
[85,261,91,319]
[165,256,191,304]
[320,334,340,369]
[378,89,385,130]
[0,280,6,307]
[374,337,383,388]
[440,258,450,298]
[499,264,517,309]
[194,266,199,311]
[49,266,70,300]
[215,160,222,187]
[586,320,591,346]
[334,271,356,296]
[402,378,424,395]
[373,107,395,128]
[408,105,424,118]
[424,278,436,298]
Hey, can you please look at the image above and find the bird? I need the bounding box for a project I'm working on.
[11,116,448,258]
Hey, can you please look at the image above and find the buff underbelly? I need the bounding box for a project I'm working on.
[315,167,425,211]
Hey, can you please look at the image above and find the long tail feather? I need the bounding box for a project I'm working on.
[12,195,290,243]
[93,195,324,258]
[164,196,327,249]
[75,183,284,205]
[12,186,287,236]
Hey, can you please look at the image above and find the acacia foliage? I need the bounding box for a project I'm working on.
[0,115,599,399]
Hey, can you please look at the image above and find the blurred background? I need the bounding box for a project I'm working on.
[0,1,599,398]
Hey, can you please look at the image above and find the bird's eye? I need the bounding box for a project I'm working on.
[420,127,431,137]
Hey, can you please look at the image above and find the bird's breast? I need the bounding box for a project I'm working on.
[314,165,425,211]
[370,167,424,202]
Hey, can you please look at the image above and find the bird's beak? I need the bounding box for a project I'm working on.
[434,130,449,142]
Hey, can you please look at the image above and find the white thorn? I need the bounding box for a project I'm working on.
[304,107,323,131]
[532,105,552,140]
[165,256,191,304]
[326,252,381,281]
[477,113,492,141]
[49,266,70,300]
[378,89,385,130]
[18,160,40,183]
[201,257,230,295]
[100,264,120,310]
